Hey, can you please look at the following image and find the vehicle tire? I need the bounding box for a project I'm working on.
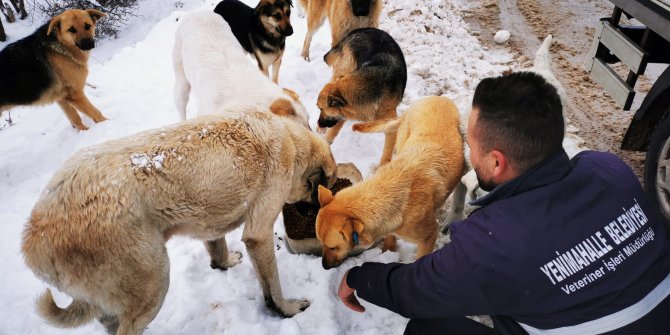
[644,108,670,238]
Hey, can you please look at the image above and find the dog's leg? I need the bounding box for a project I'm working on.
[67,91,107,124]
[97,314,119,335]
[381,234,397,253]
[271,55,283,84]
[443,181,467,232]
[379,127,398,165]
[115,246,169,335]
[205,237,242,271]
[173,73,191,121]
[301,2,326,61]
[415,221,438,259]
[323,120,345,144]
[242,205,309,317]
[57,100,88,130]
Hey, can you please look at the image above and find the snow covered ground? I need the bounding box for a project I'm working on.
[0,0,586,334]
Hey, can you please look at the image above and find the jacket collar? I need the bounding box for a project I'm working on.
[470,149,572,207]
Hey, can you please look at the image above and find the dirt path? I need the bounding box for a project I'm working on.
[463,0,658,179]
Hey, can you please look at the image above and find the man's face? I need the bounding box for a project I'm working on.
[467,108,498,192]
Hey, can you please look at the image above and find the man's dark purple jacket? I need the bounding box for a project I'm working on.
[346,150,670,333]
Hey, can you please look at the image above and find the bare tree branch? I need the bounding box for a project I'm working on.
[0,2,16,23]
[0,16,6,42]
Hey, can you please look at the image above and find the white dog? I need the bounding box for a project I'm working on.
[173,11,310,128]
[452,35,567,226]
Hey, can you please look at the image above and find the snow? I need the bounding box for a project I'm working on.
[0,0,587,334]
[494,30,511,44]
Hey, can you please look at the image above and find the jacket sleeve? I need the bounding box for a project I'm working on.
[346,237,493,319]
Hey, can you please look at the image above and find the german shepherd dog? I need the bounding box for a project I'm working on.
[0,9,106,130]
[299,0,381,61]
[214,0,293,83]
[317,28,406,164]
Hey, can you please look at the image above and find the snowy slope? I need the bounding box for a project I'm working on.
[0,0,584,334]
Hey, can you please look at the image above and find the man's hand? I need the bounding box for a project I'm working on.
[338,270,365,312]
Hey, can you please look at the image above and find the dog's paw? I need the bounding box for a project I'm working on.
[301,52,311,62]
[210,251,243,271]
[316,126,327,134]
[265,297,310,317]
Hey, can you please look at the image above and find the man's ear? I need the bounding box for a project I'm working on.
[86,9,107,23]
[327,89,346,108]
[491,149,510,181]
[47,16,61,36]
[318,185,333,207]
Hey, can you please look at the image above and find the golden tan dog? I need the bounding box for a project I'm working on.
[315,96,465,269]
[0,9,106,130]
[22,113,337,334]
[298,0,381,61]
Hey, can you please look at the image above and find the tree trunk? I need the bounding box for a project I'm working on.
[18,0,26,20]
[0,17,6,42]
[0,2,16,23]
[8,0,25,20]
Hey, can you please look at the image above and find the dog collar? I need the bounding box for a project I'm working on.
[352,232,359,246]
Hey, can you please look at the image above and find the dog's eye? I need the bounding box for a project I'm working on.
[68,27,77,33]
[273,13,282,20]
[85,23,91,30]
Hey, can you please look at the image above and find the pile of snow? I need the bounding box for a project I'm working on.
[0,0,586,334]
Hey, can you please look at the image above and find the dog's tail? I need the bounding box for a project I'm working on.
[36,289,98,328]
[352,118,401,134]
[533,35,553,72]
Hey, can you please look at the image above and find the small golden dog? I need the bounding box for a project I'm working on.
[315,96,465,269]
[299,0,382,61]
[0,9,107,130]
[22,113,337,334]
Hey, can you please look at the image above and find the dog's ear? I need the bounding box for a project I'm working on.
[254,2,270,16]
[318,185,334,207]
[327,90,346,108]
[47,16,62,36]
[269,98,296,117]
[86,9,107,23]
[350,218,370,245]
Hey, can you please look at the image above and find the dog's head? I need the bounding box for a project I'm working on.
[47,9,106,51]
[269,88,310,129]
[315,186,371,269]
[350,0,374,16]
[316,82,347,128]
[286,135,337,206]
[256,0,293,37]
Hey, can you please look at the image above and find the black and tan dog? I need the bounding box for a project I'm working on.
[299,0,381,61]
[0,9,106,130]
[317,28,406,164]
[214,0,293,83]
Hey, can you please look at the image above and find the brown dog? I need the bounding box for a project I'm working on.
[299,0,381,61]
[22,113,337,334]
[315,96,465,269]
[0,9,107,130]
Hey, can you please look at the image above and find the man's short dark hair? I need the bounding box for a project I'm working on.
[472,72,564,173]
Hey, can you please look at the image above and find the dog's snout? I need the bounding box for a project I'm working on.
[354,7,370,16]
[322,258,333,270]
[318,116,339,128]
[284,25,294,36]
[77,39,95,51]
